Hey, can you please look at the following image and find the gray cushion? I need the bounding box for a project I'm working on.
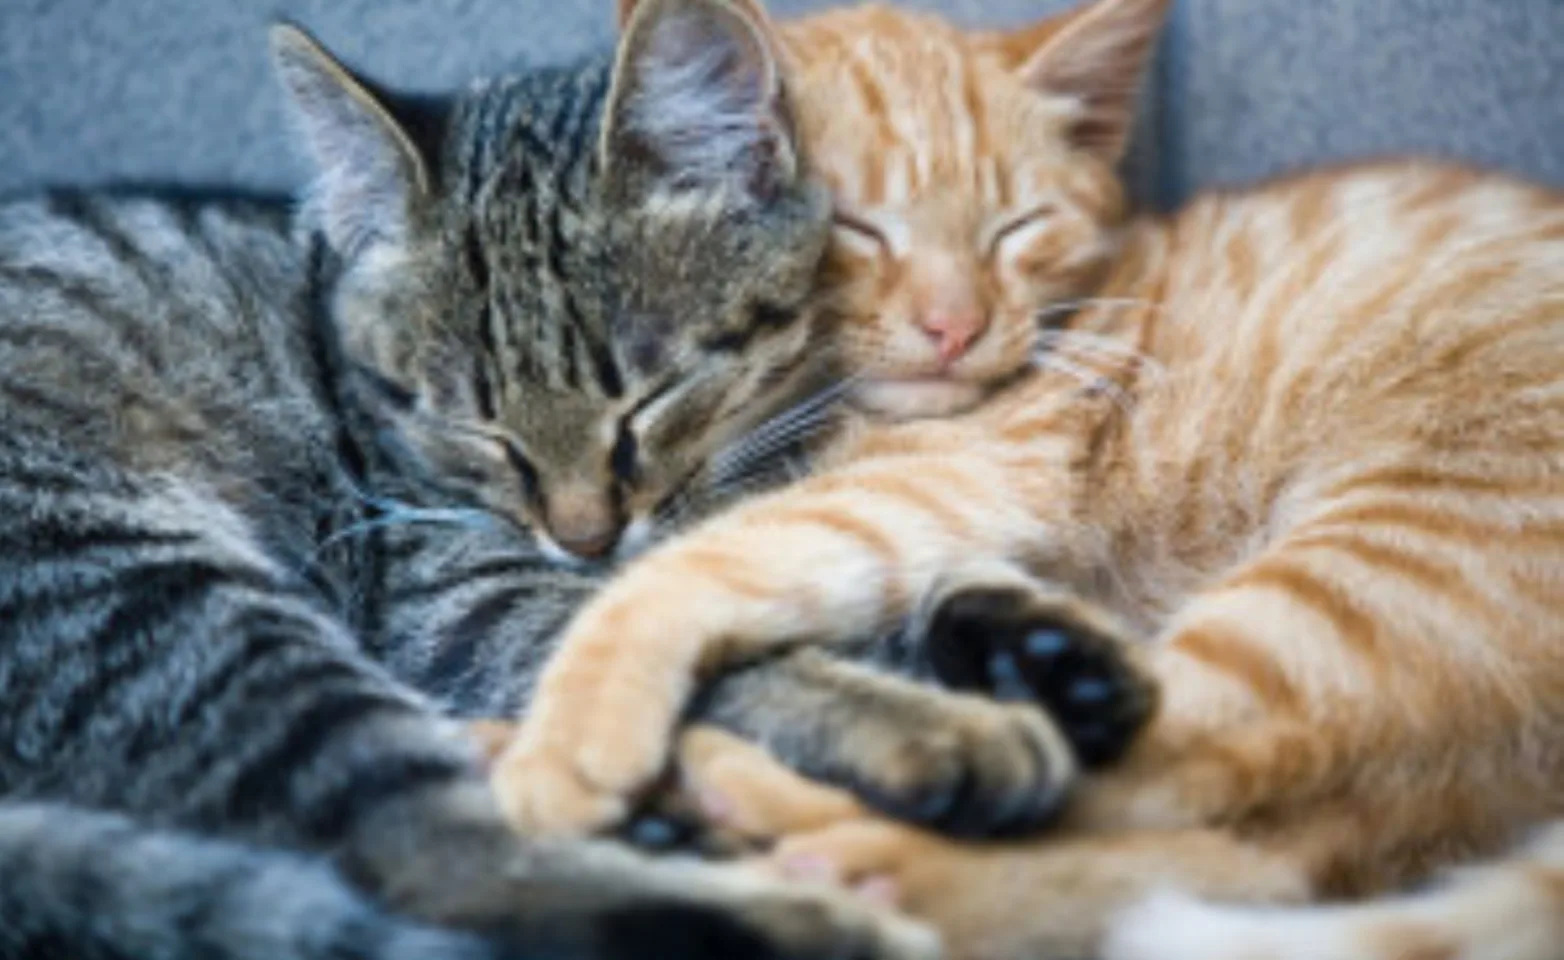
[1,0,1560,208]
[1164,0,1564,202]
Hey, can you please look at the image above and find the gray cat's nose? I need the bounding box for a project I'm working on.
[544,490,622,560]
[554,526,620,560]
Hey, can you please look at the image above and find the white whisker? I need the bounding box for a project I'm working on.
[1035,352,1135,414]
[314,504,498,556]
[708,376,855,487]
[1034,296,1164,328]
[1037,329,1165,379]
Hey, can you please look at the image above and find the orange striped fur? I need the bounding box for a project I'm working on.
[493,0,1564,957]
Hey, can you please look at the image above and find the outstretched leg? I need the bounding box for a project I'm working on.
[768,819,1313,960]
[0,469,934,960]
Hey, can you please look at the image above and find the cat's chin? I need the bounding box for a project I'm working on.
[534,517,656,569]
[853,378,989,420]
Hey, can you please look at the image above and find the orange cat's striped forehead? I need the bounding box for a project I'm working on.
[780,5,1091,211]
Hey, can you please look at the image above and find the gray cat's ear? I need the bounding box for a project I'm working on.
[614,0,766,29]
[602,0,796,200]
[270,23,430,256]
[1008,0,1168,163]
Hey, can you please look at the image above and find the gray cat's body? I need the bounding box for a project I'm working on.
[0,0,1145,954]
[0,2,948,954]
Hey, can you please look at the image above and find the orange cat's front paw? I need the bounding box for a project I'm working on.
[492,708,673,835]
[492,601,696,836]
[491,738,631,836]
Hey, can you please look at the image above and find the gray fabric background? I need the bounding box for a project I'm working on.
[1,0,1561,207]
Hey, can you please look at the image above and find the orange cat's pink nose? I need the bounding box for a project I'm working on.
[918,312,989,364]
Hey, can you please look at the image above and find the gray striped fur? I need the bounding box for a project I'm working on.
[0,0,942,957]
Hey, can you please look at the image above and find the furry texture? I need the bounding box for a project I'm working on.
[0,1,952,957]
[493,1,1564,957]
[1103,822,1564,960]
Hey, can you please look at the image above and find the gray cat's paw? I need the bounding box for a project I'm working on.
[373,809,938,960]
[822,689,1077,838]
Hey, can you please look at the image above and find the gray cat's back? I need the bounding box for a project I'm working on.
[0,802,497,960]
[0,2,936,958]
[0,191,330,469]
[0,183,861,960]
[0,192,482,960]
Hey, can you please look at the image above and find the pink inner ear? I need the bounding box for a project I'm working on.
[969,10,1079,72]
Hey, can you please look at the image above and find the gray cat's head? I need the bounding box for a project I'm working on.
[272,0,830,564]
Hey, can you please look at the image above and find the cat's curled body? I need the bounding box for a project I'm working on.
[0,0,955,956]
[495,0,1564,957]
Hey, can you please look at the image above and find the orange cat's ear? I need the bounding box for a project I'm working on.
[602,0,797,199]
[970,12,1073,70]
[1003,0,1170,163]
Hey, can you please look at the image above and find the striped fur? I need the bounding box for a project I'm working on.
[495,0,1564,957]
[0,1,946,957]
[0,802,491,960]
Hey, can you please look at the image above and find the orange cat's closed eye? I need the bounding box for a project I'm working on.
[984,203,1058,260]
[830,209,892,259]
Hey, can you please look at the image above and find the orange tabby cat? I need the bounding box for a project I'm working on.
[493,0,1564,957]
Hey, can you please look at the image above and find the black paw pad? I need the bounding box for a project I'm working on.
[924,587,1155,768]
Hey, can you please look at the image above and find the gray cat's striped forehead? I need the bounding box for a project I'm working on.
[432,54,826,409]
[446,61,620,400]
[282,0,834,559]
[448,61,611,216]
[355,39,833,528]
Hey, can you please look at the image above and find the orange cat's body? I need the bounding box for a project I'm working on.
[492,1,1564,957]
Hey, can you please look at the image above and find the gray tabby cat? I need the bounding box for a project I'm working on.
[0,0,955,956]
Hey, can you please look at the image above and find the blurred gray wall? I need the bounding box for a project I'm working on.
[1,0,1560,207]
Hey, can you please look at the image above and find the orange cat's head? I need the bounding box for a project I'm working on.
[613,0,1169,419]
[780,0,1168,418]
